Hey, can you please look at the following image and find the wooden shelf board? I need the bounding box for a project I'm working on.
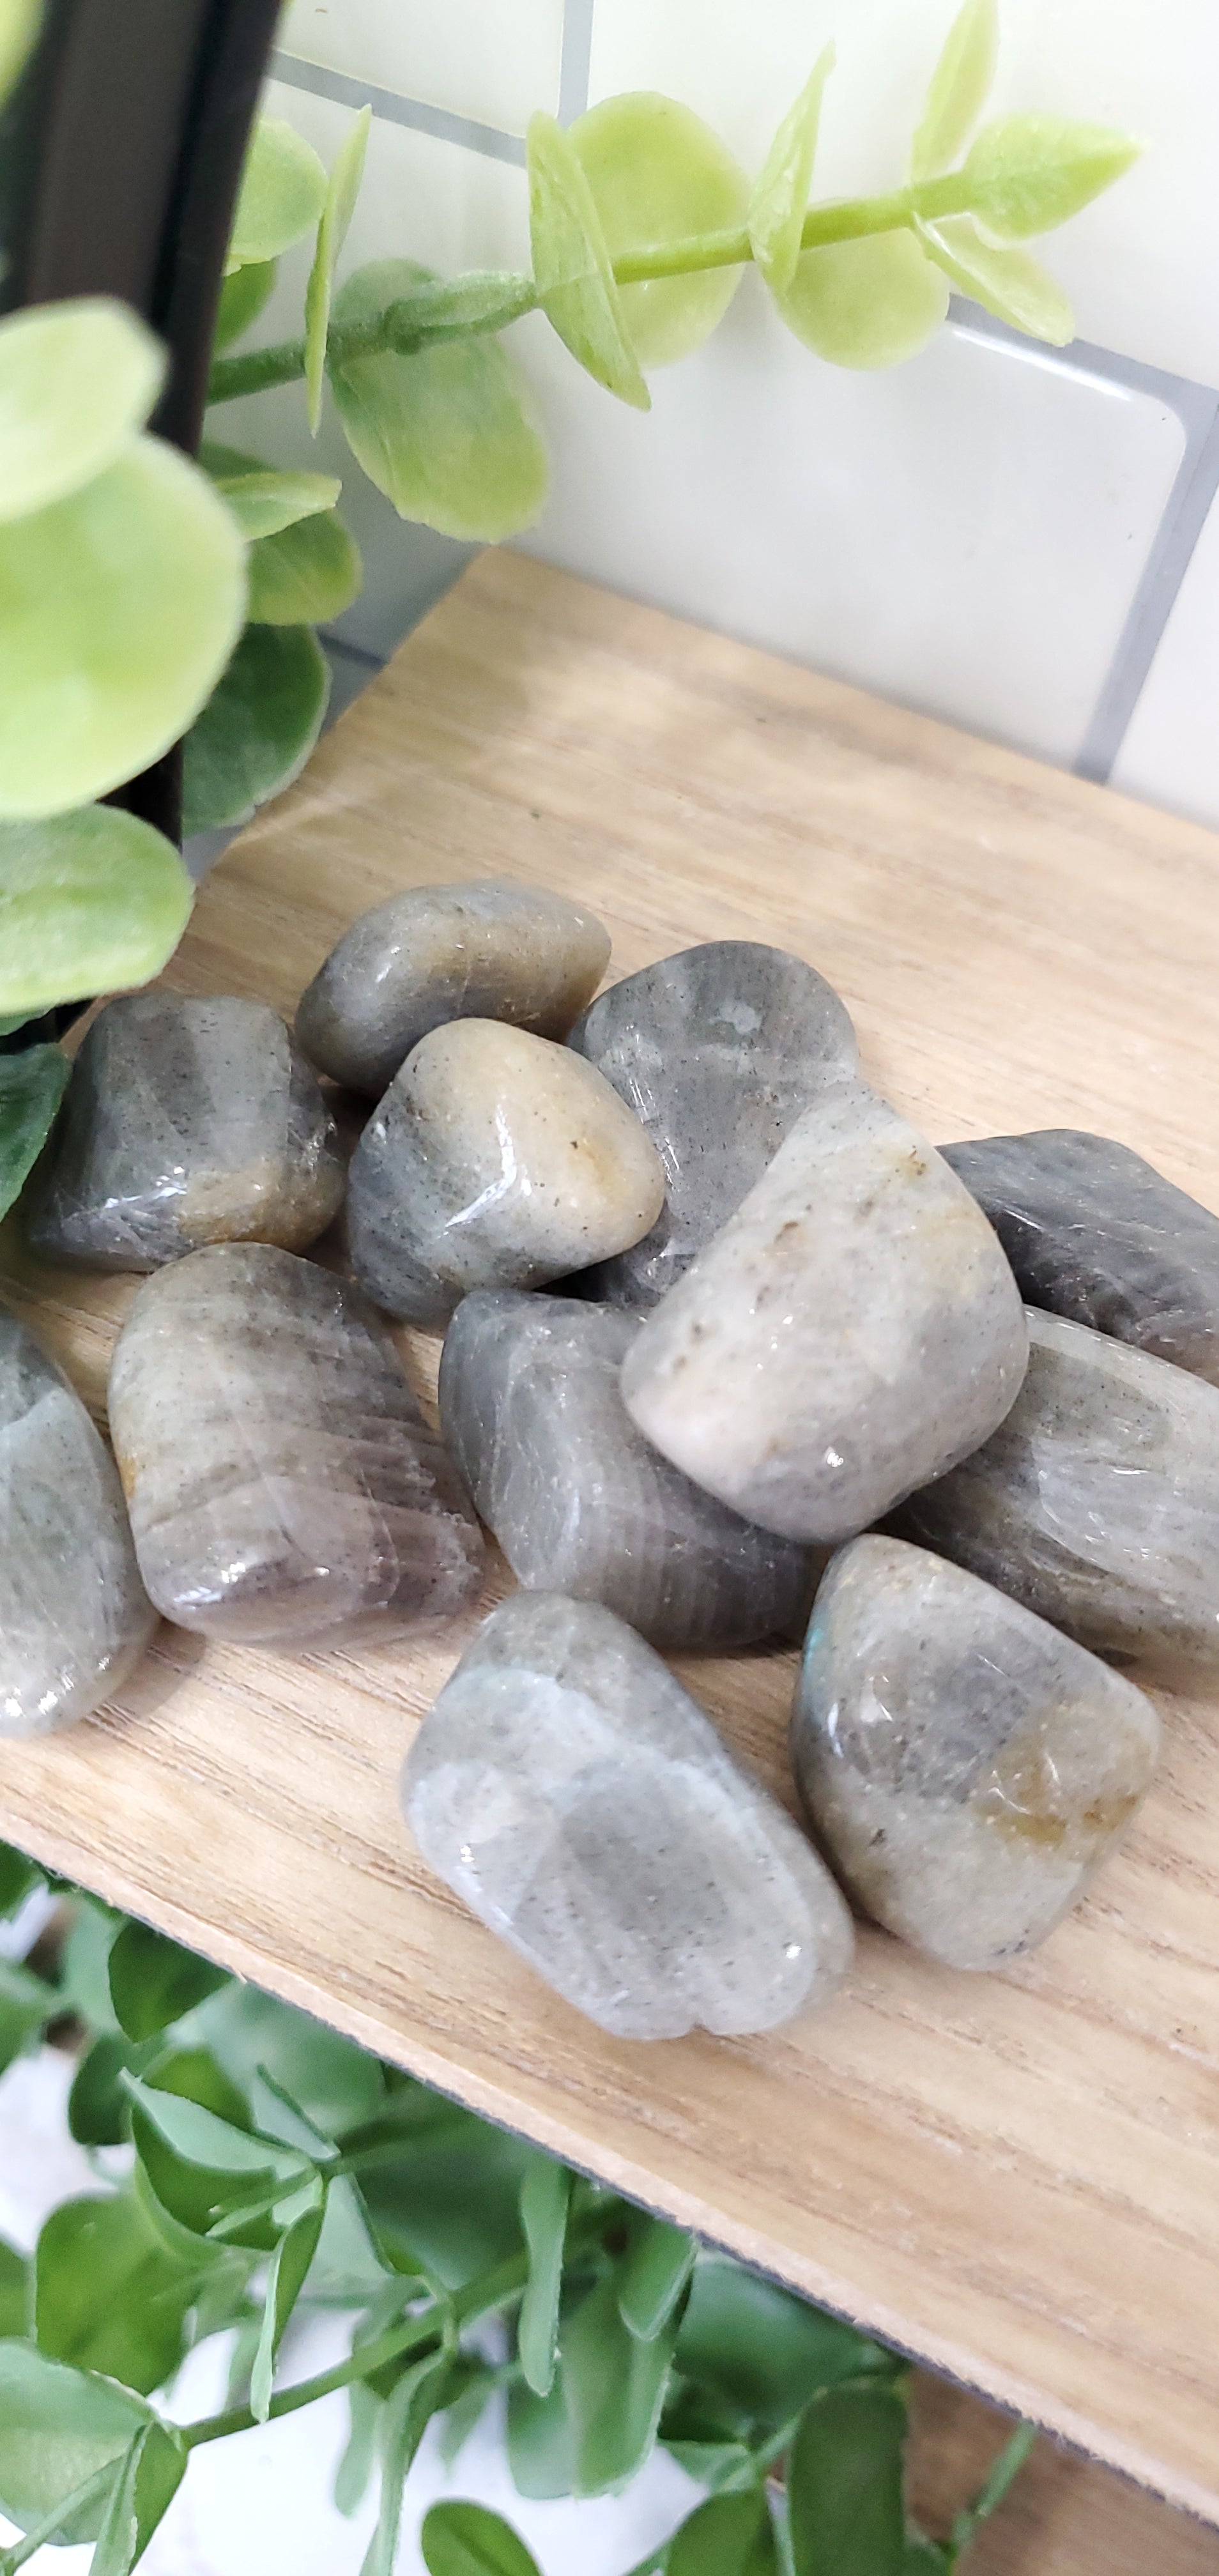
[3,553,1219,2525]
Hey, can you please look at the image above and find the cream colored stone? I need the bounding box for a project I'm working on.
[348,1019,666,1326]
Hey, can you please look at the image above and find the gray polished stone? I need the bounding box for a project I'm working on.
[440,1291,818,1650]
[108,1243,484,1645]
[25,993,344,1273]
[942,1128,1219,1381]
[570,940,860,1307]
[623,1077,1027,1544]
[0,1309,155,1734]
[899,1308,1219,1674]
[296,878,611,1098]
[793,1536,1160,1970]
[348,1020,664,1327]
[403,1591,854,2039]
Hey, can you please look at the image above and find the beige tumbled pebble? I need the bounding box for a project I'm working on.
[347,1018,666,1324]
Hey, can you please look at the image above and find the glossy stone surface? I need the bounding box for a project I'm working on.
[26,993,344,1273]
[403,1591,854,2039]
[108,1243,484,1644]
[440,1291,817,1650]
[0,1309,155,1734]
[793,1537,1160,1970]
[348,1020,665,1328]
[900,1308,1219,1675]
[622,1078,1028,1544]
[570,940,860,1306]
[942,1128,1219,1381]
[296,878,611,1098]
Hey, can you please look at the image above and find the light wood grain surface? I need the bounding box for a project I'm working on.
[2,555,1219,2528]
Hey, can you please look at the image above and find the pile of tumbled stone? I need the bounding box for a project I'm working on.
[6,880,1219,2047]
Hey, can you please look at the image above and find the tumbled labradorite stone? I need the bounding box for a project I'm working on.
[942,1128,1219,1381]
[403,1591,854,2039]
[0,1309,156,1734]
[793,1537,1160,1970]
[569,940,860,1306]
[347,1019,665,1327]
[440,1291,817,1650]
[108,1243,484,1644]
[25,992,344,1273]
[622,1077,1027,1544]
[899,1308,1219,1675]
[295,878,612,1098]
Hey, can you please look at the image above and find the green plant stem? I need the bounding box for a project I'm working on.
[206,172,974,406]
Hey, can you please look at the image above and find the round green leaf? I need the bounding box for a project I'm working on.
[962,117,1142,240]
[201,438,342,541]
[0,2237,27,2339]
[526,111,648,409]
[229,116,327,268]
[0,2340,149,2540]
[786,2383,908,2576]
[306,105,372,433]
[0,808,193,1017]
[0,299,164,525]
[0,436,246,821]
[916,215,1073,342]
[248,510,362,624]
[108,1920,229,2043]
[213,258,278,352]
[570,93,750,367]
[0,1039,67,1222]
[776,229,949,367]
[668,2492,776,2576]
[34,2193,197,2394]
[329,260,548,542]
[182,623,329,834]
[0,0,39,108]
[68,2035,147,2150]
[421,2500,543,2576]
[909,0,999,184]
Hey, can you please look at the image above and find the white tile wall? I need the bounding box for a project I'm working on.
[1112,482,1219,825]
[279,0,566,135]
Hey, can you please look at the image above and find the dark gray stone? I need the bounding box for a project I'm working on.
[898,1308,1219,1675]
[26,992,344,1273]
[108,1242,484,1645]
[403,1590,854,2039]
[793,1536,1160,1969]
[440,1291,818,1650]
[942,1128,1219,1380]
[0,1309,155,1734]
[569,940,860,1306]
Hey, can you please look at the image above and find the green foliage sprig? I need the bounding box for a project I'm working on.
[0,1844,1034,2576]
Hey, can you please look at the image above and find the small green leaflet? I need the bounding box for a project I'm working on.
[0,809,193,1018]
[749,48,835,295]
[962,116,1141,240]
[0,1958,56,2080]
[201,439,342,542]
[34,2191,199,2393]
[108,1920,229,2044]
[306,105,372,433]
[86,2419,187,2576]
[786,2382,908,2576]
[0,2238,27,2338]
[250,2191,326,2423]
[182,624,330,836]
[526,111,650,409]
[247,512,363,626]
[517,2156,569,2398]
[569,93,749,369]
[775,231,949,369]
[0,299,164,525]
[0,1042,68,1225]
[360,2351,454,2576]
[618,2216,696,2343]
[228,118,328,269]
[0,1843,38,1917]
[561,2271,677,2496]
[421,2499,543,2576]
[334,2382,381,2518]
[909,0,999,183]
[0,0,38,107]
[667,2490,778,2576]
[213,258,277,352]
[915,216,1073,342]
[122,2071,304,2182]
[0,2342,150,2543]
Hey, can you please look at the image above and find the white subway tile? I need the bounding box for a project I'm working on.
[588,0,1219,389]
[278,0,565,135]
[514,282,1184,767]
[1111,483,1219,827]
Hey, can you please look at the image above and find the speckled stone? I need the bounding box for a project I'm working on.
[108,1243,484,1644]
[403,1591,854,2039]
[0,1309,155,1734]
[942,1128,1219,1381]
[622,1078,1028,1544]
[347,1019,665,1328]
[295,878,611,1098]
[899,1308,1219,1675]
[24,993,344,1273]
[793,1536,1160,1970]
[569,941,860,1307]
[439,1291,818,1650]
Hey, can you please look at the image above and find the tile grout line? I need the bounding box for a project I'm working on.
[557,0,596,126]
[269,49,525,166]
